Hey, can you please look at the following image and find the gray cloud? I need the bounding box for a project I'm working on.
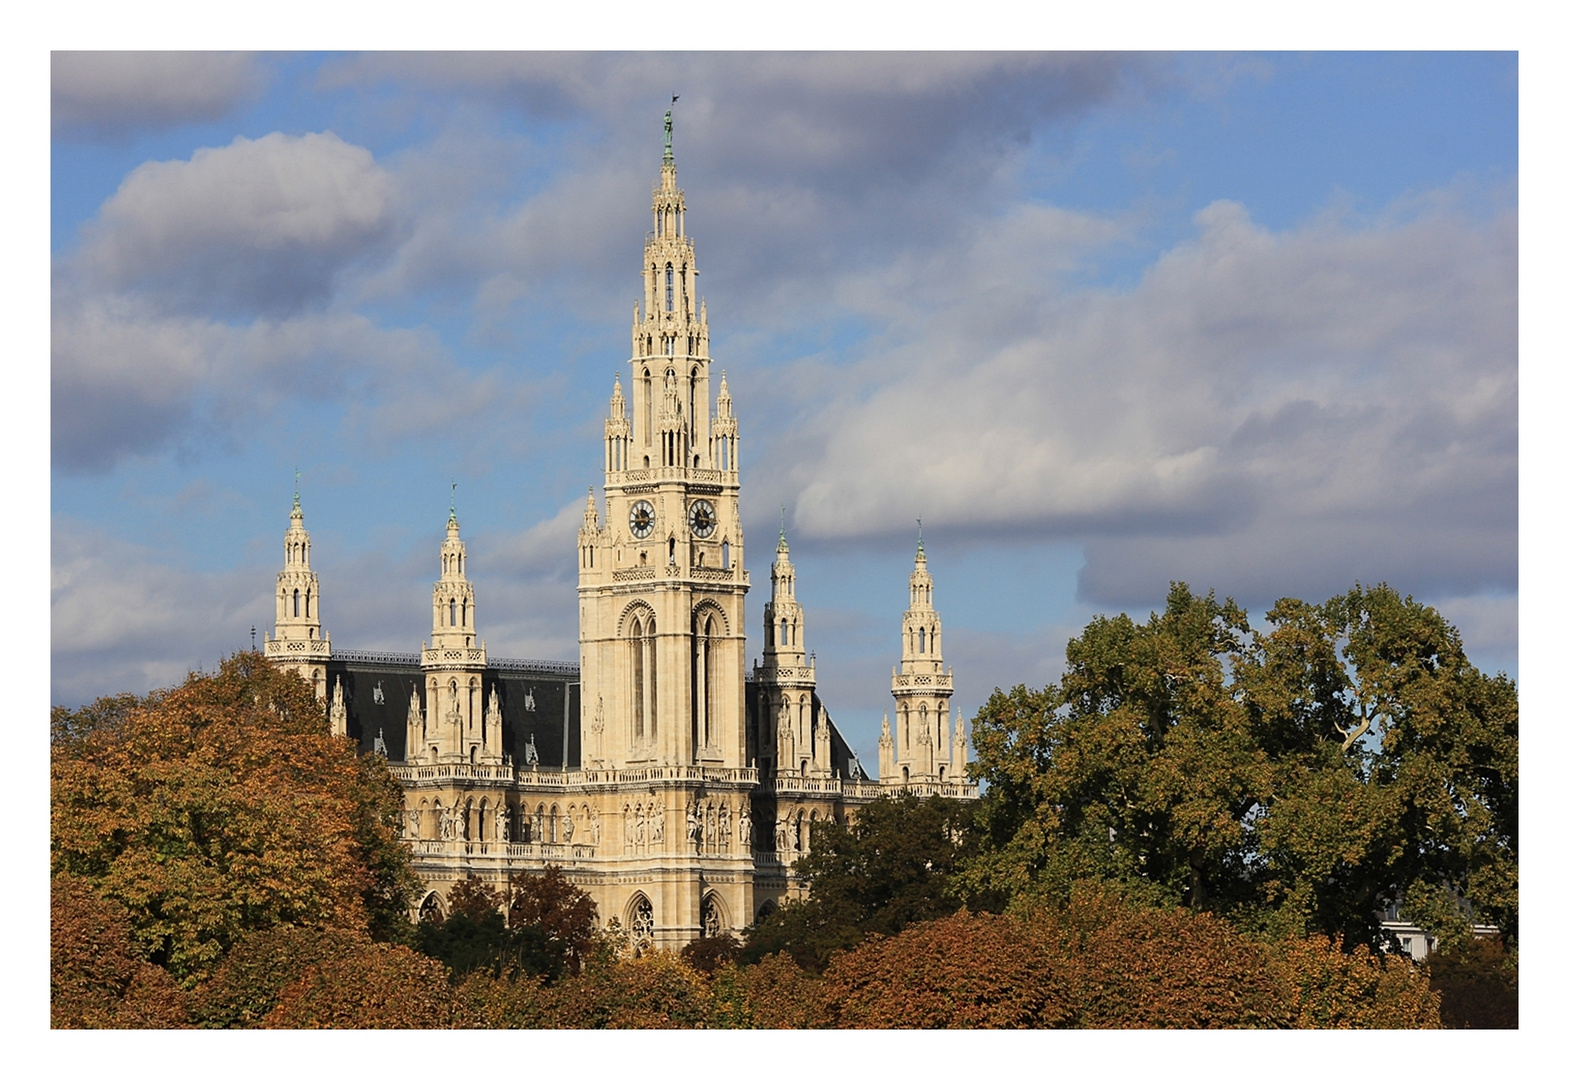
[778,194,1516,614]
[323,52,1167,328]
[52,519,273,705]
[53,52,268,138]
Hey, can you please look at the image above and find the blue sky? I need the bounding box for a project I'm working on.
[50,51,1518,768]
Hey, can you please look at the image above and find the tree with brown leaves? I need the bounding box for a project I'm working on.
[51,653,419,988]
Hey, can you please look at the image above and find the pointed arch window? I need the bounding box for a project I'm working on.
[293,588,300,617]
[665,264,674,312]
[450,598,457,626]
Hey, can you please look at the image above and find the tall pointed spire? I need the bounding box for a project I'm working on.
[265,480,330,698]
[887,532,954,786]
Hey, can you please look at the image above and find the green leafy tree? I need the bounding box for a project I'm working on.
[415,877,568,984]
[51,652,420,986]
[960,583,1517,952]
[741,793,974,971]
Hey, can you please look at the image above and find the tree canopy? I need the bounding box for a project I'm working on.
[960,582,1518,951]
[741,793,975,970]
[51,652,420,985]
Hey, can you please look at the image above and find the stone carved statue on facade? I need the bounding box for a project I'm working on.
[649,804,664,845]
[738,805,752,848]
[404,806,420,839]
[622,804,632,848]
[523,733,539,766]
[496,804,510,843]
[705,802,716,854]
[457,803,470,841]
[408,686,424,748]
[635,805,647,849]
[437,803,453,841]
[718,802,732,853]
[701,898,721,939]
[562,806,575,843]
[686,803,702,850]
[789,811,800,853]
[533,806,545,845]
[774,814,787,852]
[589,805,601,846]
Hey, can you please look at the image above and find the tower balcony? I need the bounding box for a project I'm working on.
[421,645,488,668]
[891,673,954,691]
[612,465,730,485]
[264,638,330,660]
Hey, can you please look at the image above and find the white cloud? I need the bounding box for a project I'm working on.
[53,52,267,136]
[70,131,396,316]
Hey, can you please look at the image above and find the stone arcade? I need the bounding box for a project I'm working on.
[261,116,976,951]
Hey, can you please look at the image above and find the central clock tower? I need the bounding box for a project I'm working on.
[577,115,749,772]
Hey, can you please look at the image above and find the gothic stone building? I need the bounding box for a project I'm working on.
[262,119,976,953]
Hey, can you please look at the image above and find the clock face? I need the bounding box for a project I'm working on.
[629,500,656,539]
[688,499,717,539]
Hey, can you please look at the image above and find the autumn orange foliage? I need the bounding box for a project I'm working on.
[539,951,714,1028]
[51,653,416,986]
[51,875,190,1029]
[262,941,455,1028]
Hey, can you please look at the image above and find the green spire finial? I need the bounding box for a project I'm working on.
[449,480,457,523]
[293,468,300,511]
[917,517,924,556]
[778,505,789,551]
[663,95,679,164]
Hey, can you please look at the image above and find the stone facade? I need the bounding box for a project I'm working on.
[261,114,976,949]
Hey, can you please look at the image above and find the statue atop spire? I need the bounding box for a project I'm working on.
[778,506,789,552]
[293,467,301,513]
[663,94,679,164]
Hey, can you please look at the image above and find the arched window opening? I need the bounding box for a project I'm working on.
[902,765,910,784]
[419,892,445,925]
[450,598,457,626]
[629,895,655,957]
[631,617,644,740]
[293,589,300,617]
[665,264,674,312]
[722,541,730,569]
[919,627,926,653]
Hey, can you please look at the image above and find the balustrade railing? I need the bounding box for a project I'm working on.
[390,763,759,789]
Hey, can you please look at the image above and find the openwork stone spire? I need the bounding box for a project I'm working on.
[264,482,330,699]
